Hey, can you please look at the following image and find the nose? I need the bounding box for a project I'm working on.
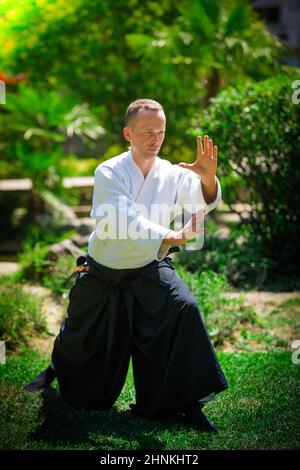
[152,133,161,143]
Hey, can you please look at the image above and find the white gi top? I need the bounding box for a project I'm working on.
[87,147,222,269]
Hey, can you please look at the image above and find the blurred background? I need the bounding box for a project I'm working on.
[0,0,300,451]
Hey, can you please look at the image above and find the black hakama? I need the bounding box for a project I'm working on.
[51,254,228,415]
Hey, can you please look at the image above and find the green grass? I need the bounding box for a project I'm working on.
[0,349,299,450]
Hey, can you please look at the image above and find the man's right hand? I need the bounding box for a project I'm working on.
[161,209,207,248]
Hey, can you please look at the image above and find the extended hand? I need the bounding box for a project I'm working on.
[161,210,207,248]
[178,135,218,183]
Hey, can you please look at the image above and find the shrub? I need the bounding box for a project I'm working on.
[176,224,278,289]
[191,74,300,273]
[17,241,77,295]
[15,225,80,294]
[0,279,46,350]
[43,254,77,295]
[17,241,51,283]
[174,265,258,345]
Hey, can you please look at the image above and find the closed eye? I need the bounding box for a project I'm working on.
[144,131,165,135]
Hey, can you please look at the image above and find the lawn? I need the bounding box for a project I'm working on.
[0,348,299,450]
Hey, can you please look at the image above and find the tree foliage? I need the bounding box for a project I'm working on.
[0,0,286,153]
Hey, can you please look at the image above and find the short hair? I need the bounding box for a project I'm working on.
[124,98,164,126]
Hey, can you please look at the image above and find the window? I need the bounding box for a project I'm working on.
[254,6,280,23]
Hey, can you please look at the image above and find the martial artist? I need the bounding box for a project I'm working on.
[25,98,228,432]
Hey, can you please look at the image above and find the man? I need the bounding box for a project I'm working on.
[25,98,228,433]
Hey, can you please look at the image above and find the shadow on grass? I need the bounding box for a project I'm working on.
[32,387,187,450]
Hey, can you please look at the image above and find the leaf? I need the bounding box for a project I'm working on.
[224,3,249,37]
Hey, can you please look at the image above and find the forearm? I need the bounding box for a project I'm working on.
[201,175,218,204]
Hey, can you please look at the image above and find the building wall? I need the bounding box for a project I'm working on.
[251,0,300,66]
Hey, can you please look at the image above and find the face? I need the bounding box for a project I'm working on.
[123,109,166,159]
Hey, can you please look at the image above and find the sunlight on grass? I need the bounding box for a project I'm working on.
[0,349,299,450]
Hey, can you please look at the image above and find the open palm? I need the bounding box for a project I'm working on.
[179,135,218,182]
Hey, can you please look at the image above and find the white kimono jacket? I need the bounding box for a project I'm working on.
[88,147,222,269]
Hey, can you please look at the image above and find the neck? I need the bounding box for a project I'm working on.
[130,148,156,178]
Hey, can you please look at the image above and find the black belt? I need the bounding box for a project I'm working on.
[166,246,180,255]
[66,250,178,353]
[85,254,174,353]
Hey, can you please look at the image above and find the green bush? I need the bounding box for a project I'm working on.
[176,224,278,289]
[191,74,300,273]
[17,241,51,283]
[174,265,258,345]
[15,225,80,294]
[43,254,77,295]
[0,279,46,350]
[17,241,77,295]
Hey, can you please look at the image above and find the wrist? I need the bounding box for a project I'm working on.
[162,230,184,247]
[201,174,216,186]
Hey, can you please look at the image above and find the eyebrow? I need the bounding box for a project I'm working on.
[140,128,166,131]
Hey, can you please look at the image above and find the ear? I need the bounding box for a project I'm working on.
[123,126,131,142]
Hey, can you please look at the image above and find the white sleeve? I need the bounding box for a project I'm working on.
[175,167,222,214]
[90,166,172,261]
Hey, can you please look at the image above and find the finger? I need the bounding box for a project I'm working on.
[213,145,218,160]
[191,209,205,220]
[193,208,206,216]
[191,210,205,228]
[194,227,207,233]
[197,135,204,158]
[178,162,193,168]
[209,139,213,158]
[192,219,205,230]
[190,226,207,235]
[183,226,207,242]
[204,135,209,156]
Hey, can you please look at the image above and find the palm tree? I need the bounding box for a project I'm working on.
[0,84,105,222]
[126,0,285,105]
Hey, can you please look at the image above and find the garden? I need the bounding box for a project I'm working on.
[0,0,299,452]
